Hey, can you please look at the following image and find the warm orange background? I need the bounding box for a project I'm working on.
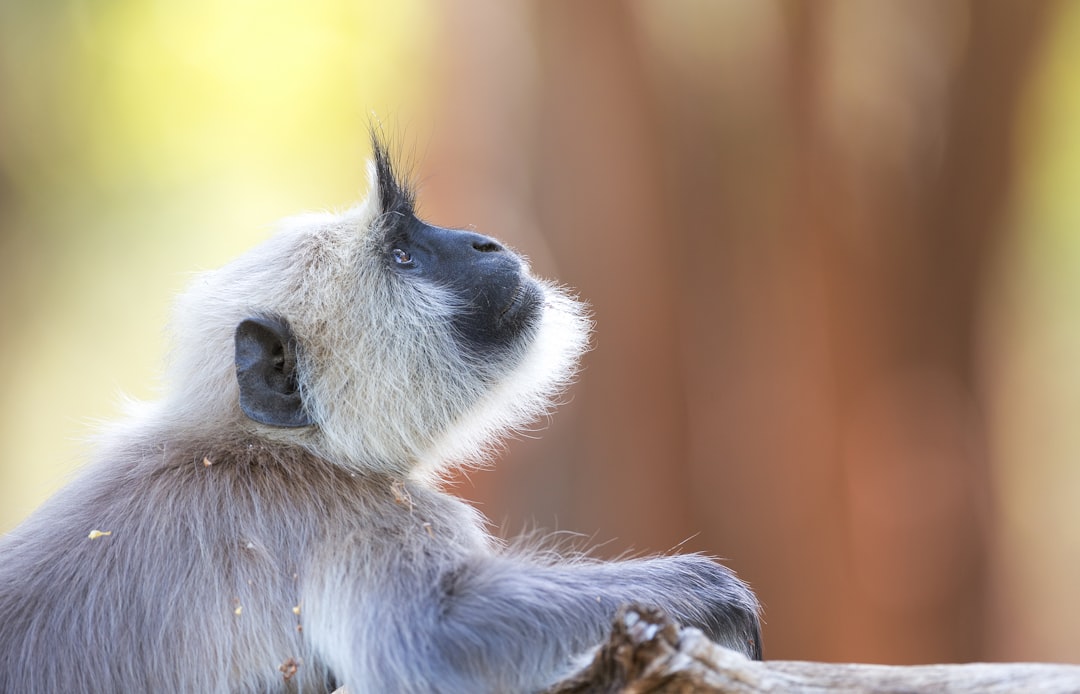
[2,1,1079,665]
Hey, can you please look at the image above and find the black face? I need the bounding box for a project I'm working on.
[368,131,542,356]
[384,215,543,355]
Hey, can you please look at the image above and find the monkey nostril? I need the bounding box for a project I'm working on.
[472,240,503,254]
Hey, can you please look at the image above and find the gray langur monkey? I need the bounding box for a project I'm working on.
[0,133,761,693]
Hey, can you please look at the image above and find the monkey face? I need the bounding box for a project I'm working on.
[382,216,544,358]
[365,133,544,362]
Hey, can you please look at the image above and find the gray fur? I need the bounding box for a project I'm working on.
[0,141,760,693]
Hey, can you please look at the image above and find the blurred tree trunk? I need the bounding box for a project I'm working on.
[423,0,1055,664]
[776,0,1053,662]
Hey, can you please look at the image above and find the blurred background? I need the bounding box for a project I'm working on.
[1,0,1078,665]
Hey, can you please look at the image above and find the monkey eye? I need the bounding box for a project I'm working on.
[390,248,415,267]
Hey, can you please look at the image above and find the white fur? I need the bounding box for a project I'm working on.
[417,280,591,479]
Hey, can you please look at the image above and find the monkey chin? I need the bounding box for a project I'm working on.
[498,277,542,323]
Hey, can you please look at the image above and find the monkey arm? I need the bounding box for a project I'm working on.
[407,553,759,693]
[444,553,759,653]
[304,545,759,694]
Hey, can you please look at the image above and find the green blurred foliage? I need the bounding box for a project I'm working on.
[0,0,434,529]
[1016,2,1080,278]
[987,1,1080,656]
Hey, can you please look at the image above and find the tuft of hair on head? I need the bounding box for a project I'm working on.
[369,128,416,219]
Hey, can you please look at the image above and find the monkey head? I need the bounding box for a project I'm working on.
[159,135,590,478]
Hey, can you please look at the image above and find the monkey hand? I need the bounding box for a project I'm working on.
[631,554,762,659]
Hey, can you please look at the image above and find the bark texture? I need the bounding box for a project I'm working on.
[546,607,1080,694]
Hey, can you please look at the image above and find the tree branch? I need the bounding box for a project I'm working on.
[545,607,1080,693]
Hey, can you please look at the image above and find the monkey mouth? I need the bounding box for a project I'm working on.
[500,284,526,319]
[499,279,542,324]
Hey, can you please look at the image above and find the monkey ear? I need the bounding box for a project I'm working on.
[234,316,314,428]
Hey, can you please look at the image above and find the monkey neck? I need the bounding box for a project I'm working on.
[95,408,437,499]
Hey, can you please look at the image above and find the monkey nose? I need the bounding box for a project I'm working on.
[470,236,504,254]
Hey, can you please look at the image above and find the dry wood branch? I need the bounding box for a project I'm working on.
[546,606,1080,693]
